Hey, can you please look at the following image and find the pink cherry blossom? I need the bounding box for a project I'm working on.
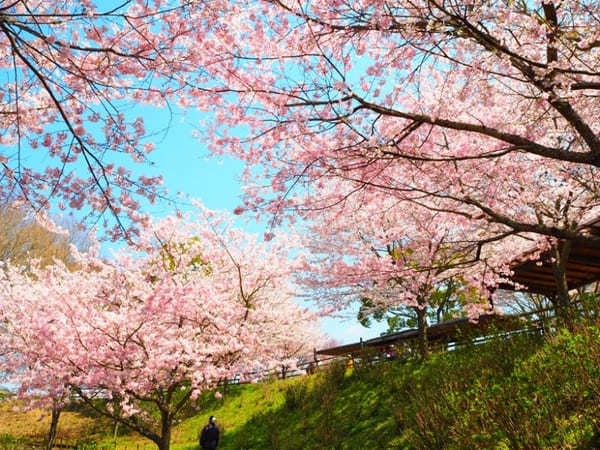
[0,205,324,449]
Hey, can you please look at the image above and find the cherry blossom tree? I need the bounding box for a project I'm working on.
[0,203,90,447]
[358,280,468,336]
[196,0,600,234]
[0,206,322,449]
[179,0,600,322]
[300,196,493,358]
[3,1,596,312]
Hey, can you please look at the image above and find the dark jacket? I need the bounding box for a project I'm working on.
[200,422,220,449]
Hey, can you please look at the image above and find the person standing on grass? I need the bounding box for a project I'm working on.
[199,415,220,449]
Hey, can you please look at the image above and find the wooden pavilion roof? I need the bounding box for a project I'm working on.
[499,218,600,295]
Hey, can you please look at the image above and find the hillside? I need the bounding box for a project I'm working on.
[1,324,600,449]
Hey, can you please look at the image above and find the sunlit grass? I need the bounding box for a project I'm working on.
[0,400,111,443]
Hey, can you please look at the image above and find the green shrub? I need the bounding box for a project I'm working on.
[383,330,545,449]
[321,359,347,387]
[283,379,308,411]
[497,325,600,448]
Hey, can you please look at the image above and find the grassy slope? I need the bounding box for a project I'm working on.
[0,401,112,447]
[2,325,600,449]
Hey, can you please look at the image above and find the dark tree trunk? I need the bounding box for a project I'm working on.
[156,410,172,450]
[157,436,170,450]
[416,307,429,360]
[551,241,575,329]
[46,405,61,450]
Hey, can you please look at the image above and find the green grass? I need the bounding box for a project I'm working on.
[2,325,600,449]
[101,378,301,449]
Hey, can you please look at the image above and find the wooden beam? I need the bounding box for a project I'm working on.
[566,262,600,272]
[567,256,600,269]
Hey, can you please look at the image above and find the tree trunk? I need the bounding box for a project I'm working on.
[551,241,575,329]
[46,405,61,450]
[157,437,170,450]
[416,307,429,360]
[113,419,119,441]
[156,410,172,450]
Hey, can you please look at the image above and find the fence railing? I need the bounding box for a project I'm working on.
[217,316,551,387]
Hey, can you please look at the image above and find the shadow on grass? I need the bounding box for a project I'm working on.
[217,365,404,450]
